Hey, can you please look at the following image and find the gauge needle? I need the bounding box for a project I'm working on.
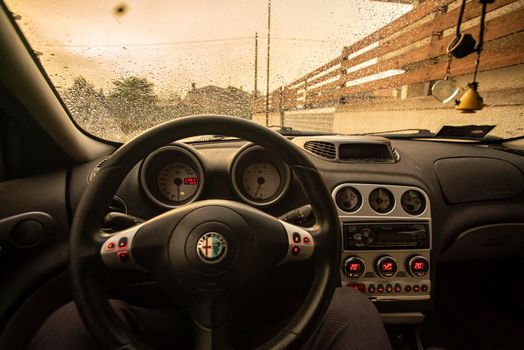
[174,178,182,200]
[255,177,265,198]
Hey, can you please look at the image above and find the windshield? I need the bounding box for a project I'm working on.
[5,0,524,142]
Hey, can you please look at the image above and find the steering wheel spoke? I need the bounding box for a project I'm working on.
[99,224,145,271]
[278,220,315,265]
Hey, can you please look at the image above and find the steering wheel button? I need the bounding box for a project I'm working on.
[117,251,129,262]
[106,242,115,250]
[303,237,311,244]
[291,246,301,256]
[118,237,128,249]
[292,232,301,243]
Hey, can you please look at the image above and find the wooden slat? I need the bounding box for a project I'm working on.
[306,93,339,105]
[342,0,456,57]
[340,7,524,84]
[308,79,341,96]
[307,68,341,88]
[287,56,341,87]
[341,0,515,71]
[338,32,524,96]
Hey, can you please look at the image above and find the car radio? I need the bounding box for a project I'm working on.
[343,222,430,250]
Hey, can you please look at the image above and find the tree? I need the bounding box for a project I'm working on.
[63,76,124,141]
[110,76,157,106]
[109,76,158,134]
[65,76,101,114]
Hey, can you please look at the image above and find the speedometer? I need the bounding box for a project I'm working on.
[241,162,281,201]
[157,162,199,202]
[140,145,204,208]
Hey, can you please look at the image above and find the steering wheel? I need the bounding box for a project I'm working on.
[70,115,341,350]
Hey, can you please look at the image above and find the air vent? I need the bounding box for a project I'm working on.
[294,136,399,163]
[303,141,337,159]
[88,157,110,183]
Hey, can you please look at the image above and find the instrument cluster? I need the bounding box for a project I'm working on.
[139,143,291,209]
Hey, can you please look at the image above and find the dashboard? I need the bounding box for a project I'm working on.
[2,134,524,331]
[75,134,524,319]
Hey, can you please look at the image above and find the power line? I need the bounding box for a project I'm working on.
[36,36,348,49]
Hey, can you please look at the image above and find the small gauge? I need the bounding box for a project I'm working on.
[401,190,426,215]
[241,162,281,201]
[369,188,394,214]
[157,162,200,202]
[335,187,362,212]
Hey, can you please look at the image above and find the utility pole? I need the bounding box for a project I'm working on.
[265,0,271,126]
[254,32,258,100]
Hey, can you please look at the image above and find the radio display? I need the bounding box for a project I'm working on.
[343,222,430,250]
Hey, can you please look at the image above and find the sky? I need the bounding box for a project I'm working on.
[6,0,411,98]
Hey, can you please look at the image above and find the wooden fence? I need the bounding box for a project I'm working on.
[253,0,524,113]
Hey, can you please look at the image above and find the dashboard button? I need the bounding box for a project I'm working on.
[118,237,128,249]
[344,256,366,279]
[413,285,420,292]
[405,285,412,292]
[347,283,365,293]
[377,284,384,293]
[408,255,429,277]
[117,251,129,262]
[394,284,402,293]
[376,256,398,278]
[386,284,393,293]
[368,284,376,293]
[421,284,428,292]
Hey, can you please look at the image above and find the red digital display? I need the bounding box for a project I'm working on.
[413,261,425,270]
[184,177,198,185]
[349,263,360,271]
[382,262,394,271]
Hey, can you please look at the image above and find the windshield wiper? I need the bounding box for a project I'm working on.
[268,125,338,137]
[355,129,434,138]
[358,125,500,141]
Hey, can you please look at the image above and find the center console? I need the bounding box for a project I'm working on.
[333,183,432,303]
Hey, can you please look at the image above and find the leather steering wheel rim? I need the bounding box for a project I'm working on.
[70,115,341,350]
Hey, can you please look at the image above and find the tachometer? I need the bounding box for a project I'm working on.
[231,145,290,206]
[157,162,199,202]
[241,162,281,201]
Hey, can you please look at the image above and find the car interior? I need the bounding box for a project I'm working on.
[0,0,523,349]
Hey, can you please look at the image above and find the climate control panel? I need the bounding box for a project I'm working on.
[342,252,431,300]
